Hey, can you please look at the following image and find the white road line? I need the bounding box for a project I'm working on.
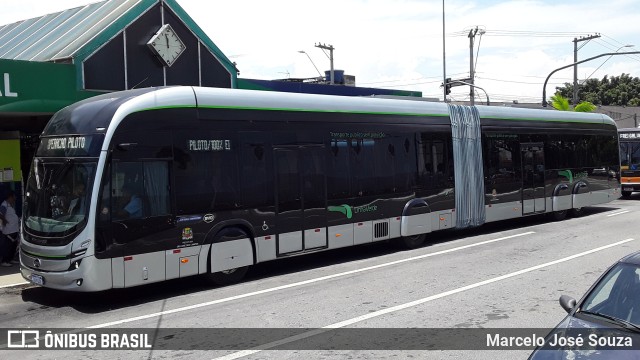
[88,231,535,329]
[0,281,29,289]
[212,238,636,360]
[607,210,630,217]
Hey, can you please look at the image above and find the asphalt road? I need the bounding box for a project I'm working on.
[2,196,640,360]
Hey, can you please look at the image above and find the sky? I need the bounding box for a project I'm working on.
[1,0,640,103]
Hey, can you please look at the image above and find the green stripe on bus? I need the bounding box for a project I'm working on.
[484,116,604,124]
[22,250,67,259]
[133,105,605,124]
[196,104,447,117]
[137,104,447,117]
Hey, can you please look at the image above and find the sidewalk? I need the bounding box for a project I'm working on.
[0,263,28,288]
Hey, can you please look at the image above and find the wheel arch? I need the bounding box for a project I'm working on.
[204,220,257,272]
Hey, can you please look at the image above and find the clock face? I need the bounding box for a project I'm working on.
[147,24,186,67]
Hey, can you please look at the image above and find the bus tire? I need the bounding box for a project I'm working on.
[397,233,426,249]
[205,227,252,286]
[570,207,584,217]
[622,190,632,198]
[206,266,249,286]
[551,210,567,221]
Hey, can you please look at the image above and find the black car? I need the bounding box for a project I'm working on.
[529,251,640,359]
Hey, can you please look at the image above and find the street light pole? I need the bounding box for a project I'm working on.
[298,50,323,79]
[582,44,634,83]
[542,51,640,106]
[449,79,490,105]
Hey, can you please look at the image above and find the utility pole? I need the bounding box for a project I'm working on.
[442,0,447,102]
[315,43,334,84]
[468,27,479,105]
[573,34,600,105]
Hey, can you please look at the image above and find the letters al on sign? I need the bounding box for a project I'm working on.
[0,59,99,113]
[1,73,18,98]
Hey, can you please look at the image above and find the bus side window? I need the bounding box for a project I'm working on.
[111,162,144,219]
[142,161,170,217]
[393,135,416,193]
[327,139,351,199]
[350,138,375,196]
[111,161,170,219]
[417,132,448,190]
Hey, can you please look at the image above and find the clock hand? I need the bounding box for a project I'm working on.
[165,34,169,48]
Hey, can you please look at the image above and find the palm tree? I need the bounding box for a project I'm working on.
[574,101,597,112]
[550,93,570,111]
[550,93,596,112]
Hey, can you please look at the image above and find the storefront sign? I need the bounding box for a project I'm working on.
[0,73,18,98]
[0,59,99,113]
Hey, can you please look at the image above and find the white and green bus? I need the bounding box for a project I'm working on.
[20,87,620,291]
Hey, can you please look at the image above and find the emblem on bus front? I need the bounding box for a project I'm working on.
[182,228,194,241]
[203,214,215,223]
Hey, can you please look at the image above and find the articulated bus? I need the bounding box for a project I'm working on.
[20,87,620,291]
[618,127,640,197]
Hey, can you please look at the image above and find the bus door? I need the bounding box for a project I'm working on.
[521,143,546,214]
[274,146,327,255]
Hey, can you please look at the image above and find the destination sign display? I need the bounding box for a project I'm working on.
[188,139,231,151]
[620,132,640,139]
[37,135,102,157]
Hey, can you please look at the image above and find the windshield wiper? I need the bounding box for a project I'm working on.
[580,310,640,332]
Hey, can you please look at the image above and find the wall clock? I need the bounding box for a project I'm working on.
[147,24,185,67]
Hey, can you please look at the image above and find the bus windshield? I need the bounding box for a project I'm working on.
[620,141,640,169]
[24,159,96,239]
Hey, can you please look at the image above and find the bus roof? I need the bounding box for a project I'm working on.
[46,86,617,138]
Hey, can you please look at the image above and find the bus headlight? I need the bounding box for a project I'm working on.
[69,259,82,271]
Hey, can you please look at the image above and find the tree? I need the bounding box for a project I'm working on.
[550,93,570,110]
[574,101,596,112]
[549,93,596,112]
[554,73,640,106]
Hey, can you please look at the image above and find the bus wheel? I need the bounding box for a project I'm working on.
[397,234,426,249]
[570,207,584,217]
[551,210,567,221]
[206,227,252,285]
[207,266,249,286]
[622,190,632,198]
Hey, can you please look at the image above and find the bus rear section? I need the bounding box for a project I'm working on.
[619,128,640,197]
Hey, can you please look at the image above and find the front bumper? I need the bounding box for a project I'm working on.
[20,254,111,292]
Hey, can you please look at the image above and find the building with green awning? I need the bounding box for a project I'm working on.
[0,0,238,201]
[0,0,422,204]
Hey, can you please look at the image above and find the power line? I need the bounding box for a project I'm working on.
[478,73,574,81]
[376,79,450,88]
[593,38,640,62]
[449,29,594,37]
[475,76,566,85]
[603,34,635,49]
[357,72,469,86]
